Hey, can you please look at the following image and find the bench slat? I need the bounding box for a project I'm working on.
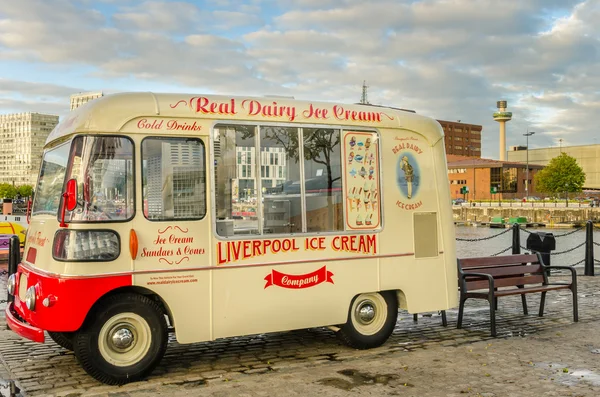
[465,275,544,290]
[459,254,539,269]
[493,284,571,296]
[462,264,544,278]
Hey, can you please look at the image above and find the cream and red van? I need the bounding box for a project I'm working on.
[6,93,457,384]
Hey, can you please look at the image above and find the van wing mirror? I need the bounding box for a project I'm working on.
[59,178,77,227]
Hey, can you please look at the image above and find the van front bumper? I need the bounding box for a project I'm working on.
[5,302,45,343]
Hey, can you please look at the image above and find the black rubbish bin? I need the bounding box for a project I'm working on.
[526,232,556,266]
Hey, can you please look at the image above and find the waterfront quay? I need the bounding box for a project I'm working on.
[454,204,600,226]
[1,228,600,396]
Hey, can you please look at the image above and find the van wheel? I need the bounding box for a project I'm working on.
[337,291,398,349]
[48,331,75,351]
[73,293,168,385]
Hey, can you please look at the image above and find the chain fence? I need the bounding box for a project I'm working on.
[455,223,598,269]
[455,227,512,242]
[489,246,513,257]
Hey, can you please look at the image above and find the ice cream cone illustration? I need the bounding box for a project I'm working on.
[356,213,363,226]
[401,155,414,199]
[365,213,373,226]
[349,136,356,149]
[347,188,355,211]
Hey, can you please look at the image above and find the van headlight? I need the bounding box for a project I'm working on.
[25,286,37,311]
[6,274,16,296]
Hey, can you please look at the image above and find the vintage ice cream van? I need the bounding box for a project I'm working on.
[6,92,457,384]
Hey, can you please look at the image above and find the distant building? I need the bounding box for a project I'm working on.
[509,145,527,151]
[70,91,103,111]
[507,144,600,190]
[0,112,59,186]
[438,120,483,158]
[447,157,544,201]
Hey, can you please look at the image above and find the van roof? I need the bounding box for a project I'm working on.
[47,92,443,146]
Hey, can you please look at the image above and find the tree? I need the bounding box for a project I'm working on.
[534,153,585,196]
[0,183,18,199]
[17,185,34,198]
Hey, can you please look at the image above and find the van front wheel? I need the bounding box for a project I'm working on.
[48,331,75,351]
[337,291,398,349]
[73,293,168,385]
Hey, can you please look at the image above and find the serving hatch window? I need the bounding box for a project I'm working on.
[213,123,346,237]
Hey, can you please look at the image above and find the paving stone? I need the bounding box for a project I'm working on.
[2,270,600,396]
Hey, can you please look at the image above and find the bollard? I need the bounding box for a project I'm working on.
[585,220,595,276]
[7,235,20,304]
[526,232,556,266]
[512,223,520,254]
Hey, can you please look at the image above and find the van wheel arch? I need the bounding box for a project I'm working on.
[86,286,174,330]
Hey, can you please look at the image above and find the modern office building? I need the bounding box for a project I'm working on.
[507,144,600,190]
[0,112,59,186]
[447,157,544,200]
[438,120,483,158]
[70,91,104,111]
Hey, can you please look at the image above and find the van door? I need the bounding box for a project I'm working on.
[131,136,212,343]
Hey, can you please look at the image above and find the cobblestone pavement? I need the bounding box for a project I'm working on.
[1,269,600,396]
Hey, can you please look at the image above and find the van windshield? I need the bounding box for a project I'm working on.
[32,142,71,216]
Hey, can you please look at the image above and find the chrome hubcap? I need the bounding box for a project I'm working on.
[110,326,134,350]
[356,300,376,325]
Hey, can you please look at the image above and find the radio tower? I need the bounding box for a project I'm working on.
[360,81,370,104]
[493,100,512,160]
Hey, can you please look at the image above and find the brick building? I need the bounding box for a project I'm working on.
[447,157,544,201]
[438,120,482,158]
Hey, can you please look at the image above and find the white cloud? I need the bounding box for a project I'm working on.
[0,0,597,159]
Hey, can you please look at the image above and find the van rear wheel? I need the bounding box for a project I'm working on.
[337,291,398,349]
[73,293,168,385]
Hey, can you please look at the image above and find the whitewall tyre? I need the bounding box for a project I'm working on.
[73,293,168,385]
[337,291,398,349]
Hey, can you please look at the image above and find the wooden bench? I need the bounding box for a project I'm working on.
[457,253,578,336]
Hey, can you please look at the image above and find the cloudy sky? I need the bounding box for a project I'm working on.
[0,0,598,158]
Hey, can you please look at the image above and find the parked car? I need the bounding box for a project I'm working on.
[452,198,466,205]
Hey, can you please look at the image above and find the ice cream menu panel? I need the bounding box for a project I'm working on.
[342,131,381,229]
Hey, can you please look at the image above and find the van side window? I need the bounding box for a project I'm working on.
[214,125,259,235]
[303,128,343,232]
[260,126,303,234]
[142,137,206,221]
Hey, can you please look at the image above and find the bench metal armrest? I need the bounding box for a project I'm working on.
[544,265,577,283]
[460,271,495,291]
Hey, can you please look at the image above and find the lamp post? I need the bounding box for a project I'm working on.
[468,146,477,203]
[524,131,535,201]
